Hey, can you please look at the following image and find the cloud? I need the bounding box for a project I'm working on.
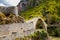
[0,0,21,6]
[0,3,6,6]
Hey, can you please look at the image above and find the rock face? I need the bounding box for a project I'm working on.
[0,23,34,40]
[0,6,18,16]
[17,0,40,12]
[0,23,34,36]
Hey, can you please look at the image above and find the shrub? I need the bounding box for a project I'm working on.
[30,30,48,40]
[47,26,60,37]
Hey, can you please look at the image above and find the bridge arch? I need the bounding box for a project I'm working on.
[34,17,47,31]
[26,17,47,31]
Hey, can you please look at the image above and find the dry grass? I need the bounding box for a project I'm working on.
[50,36,60,40]
[0,12,24,25]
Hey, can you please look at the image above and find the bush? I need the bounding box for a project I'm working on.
[54,29,60,37]
[30,30,48,40]
[47,26,60,37]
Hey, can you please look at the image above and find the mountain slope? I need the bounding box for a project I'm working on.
[20,0,60,22]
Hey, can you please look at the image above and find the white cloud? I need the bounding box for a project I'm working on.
[0,3,6,6]
[0,0,21,6]
[5,0,20,6]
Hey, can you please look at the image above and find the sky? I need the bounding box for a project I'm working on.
[0,0,21,6]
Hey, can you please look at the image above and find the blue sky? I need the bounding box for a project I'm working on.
[0,0,21,6]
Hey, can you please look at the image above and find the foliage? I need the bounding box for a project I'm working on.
[30,29,48,40]
[15,30,48,40]
[20,0,60,25]
[47,26,60,37]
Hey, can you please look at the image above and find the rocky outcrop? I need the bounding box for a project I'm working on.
[0,6,18,16]
[17,0,40,12]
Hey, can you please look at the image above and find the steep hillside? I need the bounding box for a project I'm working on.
[19,4,44,20]
[20,0,60,24]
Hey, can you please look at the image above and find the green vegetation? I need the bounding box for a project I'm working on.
[19,0,60,39]
[30,29,48,40]
[20,0,60,25]
[15,29,48,40]
[0,0,60,40]
[47,26,60,37]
